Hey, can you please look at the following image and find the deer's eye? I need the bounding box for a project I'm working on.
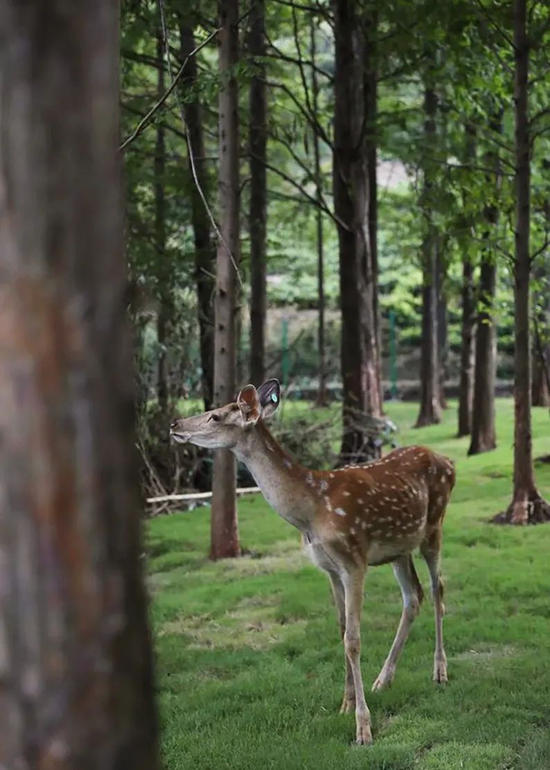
[210,414,221,422]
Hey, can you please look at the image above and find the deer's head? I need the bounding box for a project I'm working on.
[170,379,281,450]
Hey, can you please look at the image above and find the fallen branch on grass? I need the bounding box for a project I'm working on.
[146,486,260,505]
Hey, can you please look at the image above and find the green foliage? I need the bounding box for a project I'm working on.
[148,399,550,769]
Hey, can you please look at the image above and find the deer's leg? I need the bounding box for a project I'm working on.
[328,572,355,713]
[372,555,423,692]
[421,528,447,683]
[342,569,372,745]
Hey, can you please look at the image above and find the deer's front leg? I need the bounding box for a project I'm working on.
[343,568,372,745]
[328,572,355,713]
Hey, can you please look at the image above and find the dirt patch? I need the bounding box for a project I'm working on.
[452,644,518,662]
[160,596,308,650]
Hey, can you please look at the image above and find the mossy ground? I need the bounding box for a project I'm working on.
[148,399,550,769]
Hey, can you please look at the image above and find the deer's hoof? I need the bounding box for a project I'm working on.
[433,660,448,684]
[355,722,373,746]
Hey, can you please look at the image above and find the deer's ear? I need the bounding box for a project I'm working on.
[236,384,261,424]
[257,378,281,420]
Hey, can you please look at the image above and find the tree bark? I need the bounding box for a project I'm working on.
[0,3,158,767]
[416,79,442,427]
[436,240,448,409]
[468,258,497,453]
[334,0,382,462]
[457,256,476,436]
[365,6,383,412]
[211,0,241,558]
[155,30,170,413]
[469,111,501,455]
[179,18,216,411]
[311,18,327,406]
[248,0,267,386]
[495,0,550,524]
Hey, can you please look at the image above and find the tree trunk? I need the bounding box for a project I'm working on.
[248,0,267,386]
[365,7,383,411]
[457,256,476,436]
[532,255,550,406]
[155,30,169,413]
[436,240,448,409]
[334,0,382,463]
[179,18,216,410]
[532,335,550,407]
[0,3,158,767]
[495,0,550,524]
[469,112,501,454]
[415,79,442,427]
[311,18,327,406]
[468,258,497,453]
[211,0,241,558]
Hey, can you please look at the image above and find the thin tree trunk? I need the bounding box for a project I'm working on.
[416,79,442,427]
[249,0,267,386]
[468,258,497,453]
[495,0,550,524]
[0,3,158,766]
[334,0,381,463]
[457,124,477,436]
[532,331,550,406]
[155,30,169,413]
[469,112,501,454]
[436,240,448,409]
[365,6,383,411]
[179,18,215,410]
[457,256,476,436]
[311,18,327,406]
[211,0,240,558]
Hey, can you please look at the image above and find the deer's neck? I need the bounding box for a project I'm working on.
[234,422,317,531]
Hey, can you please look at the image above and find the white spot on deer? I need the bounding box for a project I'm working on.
[329,473,335,478]
[320,479,329,492]
[350,526,356,535]
[440,475,445,484]
[357,498,364,504]
[343,490,351,497]
[306,472,315,487]
[334,507,347,517]
[361,520,367,530]
[324,496,333,512]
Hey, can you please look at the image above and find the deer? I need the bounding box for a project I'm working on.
[170,379,455,745]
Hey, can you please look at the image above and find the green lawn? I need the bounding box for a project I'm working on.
[148,399,550,770]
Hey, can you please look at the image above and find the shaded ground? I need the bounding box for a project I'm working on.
[148,399,550,770]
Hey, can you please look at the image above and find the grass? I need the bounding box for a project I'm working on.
[148,399,550,769]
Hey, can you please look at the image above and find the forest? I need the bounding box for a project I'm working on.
[120,0,550,536]
[1,0,550,768]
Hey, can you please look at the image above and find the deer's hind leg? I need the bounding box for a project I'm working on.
[372,554,424,692]
[342,567,372,745]
[328,572,355,714]
[420,526,447,683]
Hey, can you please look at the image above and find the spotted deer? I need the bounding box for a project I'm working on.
[170,379,455,745]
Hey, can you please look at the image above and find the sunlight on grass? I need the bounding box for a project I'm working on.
[149,399,550,770]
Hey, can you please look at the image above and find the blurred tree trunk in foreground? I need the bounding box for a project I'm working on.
[0,2,158,768]
[211,0,241,559]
